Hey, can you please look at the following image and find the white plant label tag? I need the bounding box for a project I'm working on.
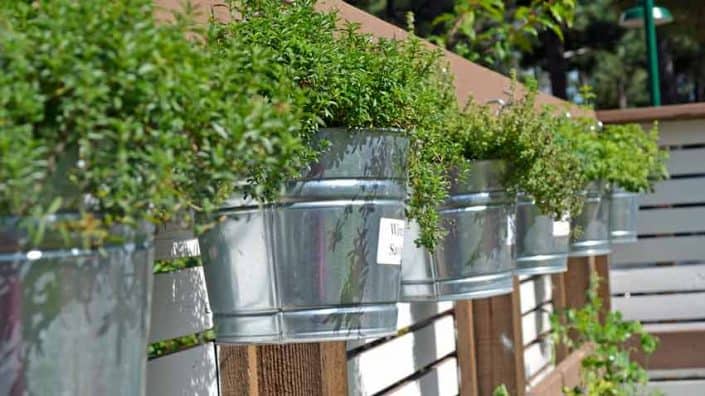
[506,215,515,246]
[553,219,570,237]
[377,218,406,265]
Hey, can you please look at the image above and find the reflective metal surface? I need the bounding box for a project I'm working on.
[400,160,516,301]
[514,195,569,276]
[199,129,408,343]
[0,219,154,396]
[570,181,612,257]
[610,188,639,244]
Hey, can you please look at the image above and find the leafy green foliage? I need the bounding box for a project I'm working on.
[430,0,577,72]
[551,273,659,396]
[554,110,667,193]
[599,123,668,193]
[0,0,306,246]
[219,1,461,248]
[452,79,585,219]
[493,384,510,396]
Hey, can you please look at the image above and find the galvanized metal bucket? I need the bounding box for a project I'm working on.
[514,195,569,276]
[199,128,409,343]
[569,181,612,257]
[609,188,639,244]
[400,160,516,301]
[0,218,154,396]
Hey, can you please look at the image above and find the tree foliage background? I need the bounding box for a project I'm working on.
[346,0,705,109]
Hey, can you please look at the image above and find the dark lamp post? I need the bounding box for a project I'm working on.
[619,0,673,106]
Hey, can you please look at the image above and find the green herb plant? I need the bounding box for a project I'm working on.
[0,0,306,246]
[550,273,659,396]
[553,86,667,194]
[452,77,586,219]
[217,1,461,248]
[599,123,668,193]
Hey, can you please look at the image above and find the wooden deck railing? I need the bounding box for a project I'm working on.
[599,103,705,396]
[143,1,605,395]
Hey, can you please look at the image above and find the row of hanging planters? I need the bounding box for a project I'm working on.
[0,0,668,394]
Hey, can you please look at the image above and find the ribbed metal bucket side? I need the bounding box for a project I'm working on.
[609,188,639,244]
[0,220,154,396]
[200,128,409,343]
[400,160,515,301]
[569,181,612,257]
[514,195,569,276]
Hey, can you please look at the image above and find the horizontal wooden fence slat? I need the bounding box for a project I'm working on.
[519,275,552,315]
[647,380,705,396]
[612,292,705,322]
[523,339,553,381]
[612,235,705,265]
[149,267,213,343]
[346,302,454,351]
[639,178,705,207]
[610,264,705,294]
[347,315,456,395]
[522,306,553,347]
[386,358,459,396]
[637,207,705,235]
[658,119,705,146]
[668,148,705,176]
[147,343,218,396]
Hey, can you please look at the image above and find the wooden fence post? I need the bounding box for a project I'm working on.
[551,254,611,362]
[218,342,347,396]
[472,277,526,396]
[455,301,479,396]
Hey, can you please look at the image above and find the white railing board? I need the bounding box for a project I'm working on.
[612,292,705,322]
[149,267,213,343]
[147,343,218,396]
[386,358,459,396]
[637,207,705,235]
[649,368,705,380]
[520,275,552,314]
[522,306,553,346]
[644,321,705,333]
[647,380,705,396]
[154,222,200,260]
[347,301,453,351]
[610,264,705,294]
[348,315,456,395]
[639,178,705,207]
[668,148,705,176]
[659,119,705,146]
[612,236,705,265]
[524,338,553,381]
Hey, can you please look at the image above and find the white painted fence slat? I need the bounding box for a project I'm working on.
[147,343,218,396]
[644,321,705,333]
[612,235,705,265]
[522,305,553,346]
[610,264,705,294]
[149,267,213,343]
[612,292,705,322]
[519,275,552,314]
[637,207,705,235]
[639,178,705,207]
[647,380,705,396]
[347,315,456,395]
[386,358,459,396]
[668,148,705,176]
[524,338,553,380]
[658,119,705,146]
[154,222,200,260]
[347,301,453,351]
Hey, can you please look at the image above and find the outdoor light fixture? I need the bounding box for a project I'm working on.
[619,0,673,106]
[619,3,673,28]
